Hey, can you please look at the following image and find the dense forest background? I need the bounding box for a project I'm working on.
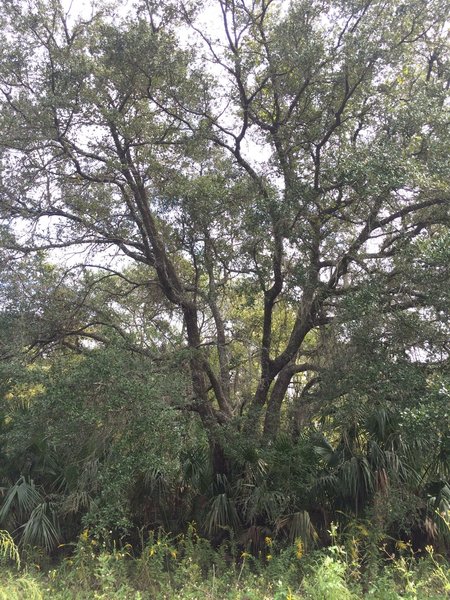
[0,0,449,595]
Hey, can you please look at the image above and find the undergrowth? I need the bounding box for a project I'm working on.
[0,524,448,599]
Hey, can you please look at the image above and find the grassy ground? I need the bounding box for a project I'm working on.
[0,530,449,599]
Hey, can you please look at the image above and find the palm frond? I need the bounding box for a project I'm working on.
[20,502,60,552]
[241,484,285,525]
[0,477,42,526]
[62,490,93,515]
[181,445,211,492]
[276,510,318,548]
[313,436,337,465]
[204,493,240,535]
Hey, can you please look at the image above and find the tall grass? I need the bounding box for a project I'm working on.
[0,526,448,599]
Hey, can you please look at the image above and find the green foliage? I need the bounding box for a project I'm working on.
[0,476,59,552]
[0,0,448,574]
[301,555,356,600]
[0,529,20,568]
[0,529,448,599]
[0,575,44,600]
[0,341,195,547]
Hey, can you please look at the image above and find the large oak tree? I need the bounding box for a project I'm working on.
[0,0,449,470]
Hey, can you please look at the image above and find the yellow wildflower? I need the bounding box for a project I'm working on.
[395,540,408,551]
[296,539,304,559]
[80,529,89,542]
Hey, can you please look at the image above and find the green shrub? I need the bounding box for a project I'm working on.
[301,554,357,600]
[0,574,44,600]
